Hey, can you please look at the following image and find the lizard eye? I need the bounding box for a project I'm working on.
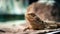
[28,13,36,17]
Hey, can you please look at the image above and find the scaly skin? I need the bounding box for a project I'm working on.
[25,2,60,30]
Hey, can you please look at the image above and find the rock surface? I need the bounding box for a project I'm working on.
[0,23,60,34]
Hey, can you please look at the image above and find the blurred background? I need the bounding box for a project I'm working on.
[0,0,38,24]
[0,0,60,24]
